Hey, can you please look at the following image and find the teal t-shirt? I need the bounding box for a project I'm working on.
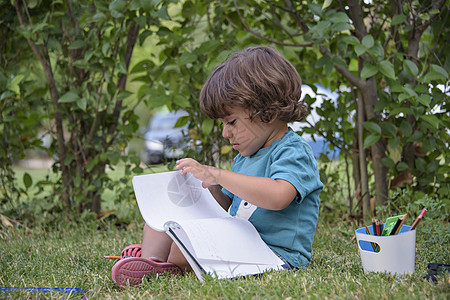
[222,128,323,268]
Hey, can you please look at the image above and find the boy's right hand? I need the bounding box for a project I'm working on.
[176,158,221,188]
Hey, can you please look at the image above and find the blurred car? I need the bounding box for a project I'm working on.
[141,111,190,165]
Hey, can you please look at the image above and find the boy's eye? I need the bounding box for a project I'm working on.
[219,119,236,127]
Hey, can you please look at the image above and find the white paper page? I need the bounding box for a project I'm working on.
[174,217,284,265]
[167,222,284,281]
[133,171,229,231]
[198,259,284,280]
[165,222,205,281]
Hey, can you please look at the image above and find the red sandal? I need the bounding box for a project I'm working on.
[111,257,182,287]
[120,244,142,258]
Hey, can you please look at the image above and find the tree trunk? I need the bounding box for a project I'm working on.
[361,78,388,207]
[14,0,71,209]
[356,90,371,220]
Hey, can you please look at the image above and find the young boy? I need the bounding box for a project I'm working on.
[111,46,323,287]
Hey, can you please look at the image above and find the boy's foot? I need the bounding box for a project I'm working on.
[120,244,142,258]
[111,257,183,287]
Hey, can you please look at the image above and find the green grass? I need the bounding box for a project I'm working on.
[2,164,449,299]
[0,218,448,299]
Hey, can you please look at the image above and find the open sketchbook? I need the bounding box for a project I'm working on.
[132,171,285,281]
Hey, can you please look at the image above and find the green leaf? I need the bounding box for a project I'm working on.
[197,40,221,55]
[362,35,374,48]
[429,9,440,14]
[315,55,332,68]
[427,160,439,173]
[381,122,397,137]
[363,133,380,149]
[390,84,403,93]
[10,74,25,95]
[421,64,449,82]
[388,137,401,156]
[392,14,407,25]
[308,3,323,16]
[102,43,110,56]
[402,86,417,97]
[398,93,410,102]
[329,12,349,24]
[173,95,191,108]
[379,60,395,79]
[118,61,127,74]
[354,44,367,57]
[417,94,431,107]
[341,36,360,46]
[68,40,86,50]
[201,118,214,135]
[420,115,441,130]
[415,157,427,172]
[117,90,133,100]
[109,0,126,11]
[322,0,332,9]
[400,120,412,137]
[23,172,32,189]
[363,121,381,135]
[174,115,189,128]
[367,43,384,58]
[388,107,412,117]
[179,52,198,65]
[77,97,87,111]
[58,91,79,103]
[361,62,378,79]
[86,156,98,172]
[403,60,418,77]
[396,162,409,172]
[382,157,395,168]
[131,59,154,73]
[332,22,352,33]
[309,21,329,38]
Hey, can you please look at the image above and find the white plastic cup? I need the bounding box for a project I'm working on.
[355,225,416,275]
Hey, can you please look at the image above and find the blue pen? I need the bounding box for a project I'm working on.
[0,287,86,299]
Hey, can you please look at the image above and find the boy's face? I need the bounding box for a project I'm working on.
[219,107,283,157]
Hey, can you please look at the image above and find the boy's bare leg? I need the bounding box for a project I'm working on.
[167,242,192,272]
[141,223,173,261]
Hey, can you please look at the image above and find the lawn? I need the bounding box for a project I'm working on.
[0,165,448,299]
[0,214,448,299]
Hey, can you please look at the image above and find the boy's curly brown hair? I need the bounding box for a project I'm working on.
[200,46,308,123]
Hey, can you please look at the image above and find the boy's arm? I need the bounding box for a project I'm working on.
[207,185,232,211]
[212,169,296,210]
[177,158,297,210]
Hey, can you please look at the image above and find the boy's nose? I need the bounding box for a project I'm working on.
[222,126,233,139]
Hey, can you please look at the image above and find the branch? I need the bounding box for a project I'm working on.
[347,0,367,40]
[106,22,140,138]
[14,0,70,206]
[282,0,310,34]
[415,0,447,33]
[319,46,365,89]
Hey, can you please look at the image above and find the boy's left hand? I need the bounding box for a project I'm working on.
[176,158,221,188]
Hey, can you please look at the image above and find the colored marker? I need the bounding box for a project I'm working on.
[375,219,381,236]
[364,225,377,251]
[409,208,427,231]
[393,213,407,235]
[103,256,121,259]
[372,218,377,236]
